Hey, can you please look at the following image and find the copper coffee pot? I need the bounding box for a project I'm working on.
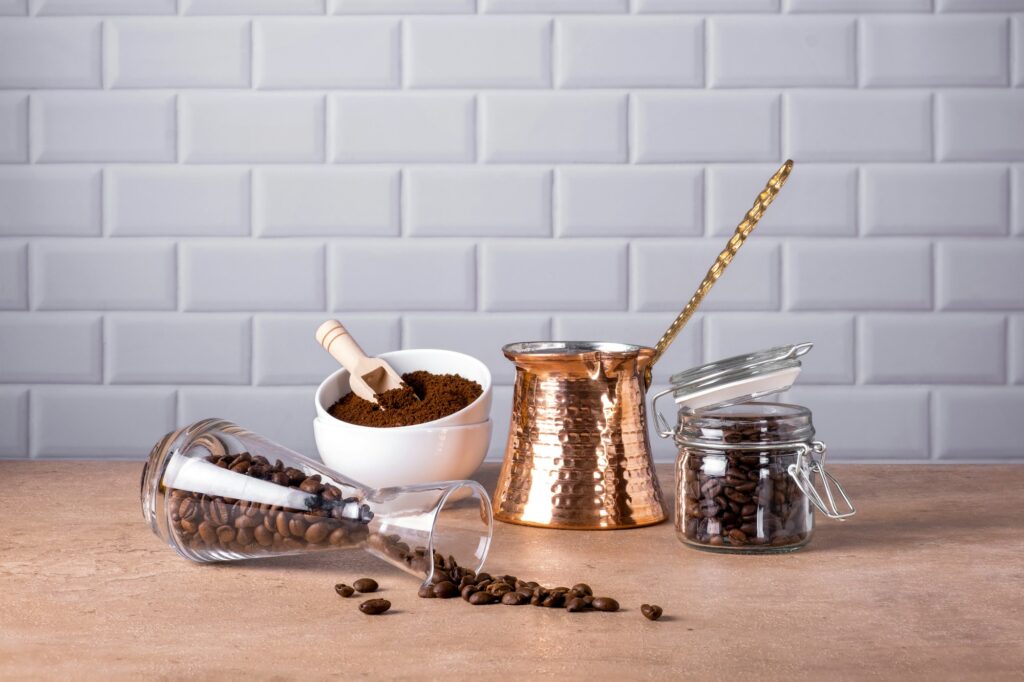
[493,161,794,530]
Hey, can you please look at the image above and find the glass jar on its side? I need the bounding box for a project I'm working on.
[674,402,851,554]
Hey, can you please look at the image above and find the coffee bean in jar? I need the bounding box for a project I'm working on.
[168,451,374,558]
[674,403,833,553]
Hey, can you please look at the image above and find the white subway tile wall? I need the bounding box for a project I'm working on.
[0,4,1020,464]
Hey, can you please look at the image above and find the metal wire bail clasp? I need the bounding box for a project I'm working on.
[787,441,856,521]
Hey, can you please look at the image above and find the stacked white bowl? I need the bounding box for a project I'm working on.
[313,349,493,489]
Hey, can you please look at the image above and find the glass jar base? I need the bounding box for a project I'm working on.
[679,536,810,555]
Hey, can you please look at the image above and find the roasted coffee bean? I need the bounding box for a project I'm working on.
[353,578,378,593]
[359,598,391,615]
[304,522,330,544]
[641,604,663,621]
[334,583,355,598]
[433,581,459,599]
[571,583,593,597]
[565,597,589,612]
[468,591,497,605]
[418,584,437,599]
[501,591,528,606]
[541,592,565,608]
[591,597,619,612]
[461,585,478,601]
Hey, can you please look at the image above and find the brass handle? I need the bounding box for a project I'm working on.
[645,159,794,389]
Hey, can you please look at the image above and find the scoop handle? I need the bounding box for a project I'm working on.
[316,319,368,375]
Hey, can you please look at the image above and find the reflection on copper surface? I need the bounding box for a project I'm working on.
[493,342,666,530]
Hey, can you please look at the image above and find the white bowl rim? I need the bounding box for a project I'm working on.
[314,348,492,432]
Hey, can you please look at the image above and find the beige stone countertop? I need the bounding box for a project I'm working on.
[1,461,1022,681]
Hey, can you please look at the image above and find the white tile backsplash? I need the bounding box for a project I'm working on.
[862,165,1009,237]
[0,18,101,88]
[32,240,177,310]
[0,7,1021,461]
[31,92,177,163]
[0,92,28,162]
[933,389,1024,460]
[556,166,702,237]
[34,0,175,14]
[254,18,399,89]
[707,164,856,237]
[556,17,703,88]
[107,19,251,88]
[0,242,28,310]
[181,241,325,311]
[330,93,475,163]
[407,167,551,237]
[254,167,399,237]
[936,91,1024,162]
[859,314,1007,385]
[330,241,476,310]
[0,387,28,458]
[631,240,779,312]
[634,92,780,163]
[31,386,176,458]
[861,16,1009,87]
[936,241,1024,311]
[406,17,552,88]
[785,91,932,162]
[0,313,102,383]
[785,240,932,311]
[708,17,855,87]
[106,167,250,237]
[180,93,324,163]
[481,240,626,311]
[0,167,101,236]
[481,93,627,163]
[106,313,251,384]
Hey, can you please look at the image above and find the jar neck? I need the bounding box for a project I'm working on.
[677,402,814,447]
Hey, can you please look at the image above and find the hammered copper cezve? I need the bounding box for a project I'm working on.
[493,342,666,530]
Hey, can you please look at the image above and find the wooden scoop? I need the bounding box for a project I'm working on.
[315,319,412,405]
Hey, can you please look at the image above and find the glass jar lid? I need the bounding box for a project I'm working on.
[666,342,813,412]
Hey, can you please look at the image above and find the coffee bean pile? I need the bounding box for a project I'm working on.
[168,451,374,556]
[678,447,810,549]
[338,556,664,620]
[417,552,622,614]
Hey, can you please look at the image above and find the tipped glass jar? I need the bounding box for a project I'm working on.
[141,419,493,583]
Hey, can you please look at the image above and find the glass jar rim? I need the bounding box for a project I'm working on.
[677,402,814,447]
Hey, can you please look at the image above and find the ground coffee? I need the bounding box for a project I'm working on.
[328,370,482,428]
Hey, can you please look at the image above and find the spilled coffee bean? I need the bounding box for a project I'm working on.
[501,591,528,606]
[641,604,663,621]
[468,591,497,605]
[359,598,391,615]
[334,583,355,598]
[591,597,620,612]
[432,581,459,599]
[417,584,436,599]
[353,578,378,593]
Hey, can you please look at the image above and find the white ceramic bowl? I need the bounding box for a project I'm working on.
[312,349,494,488]
[314,349,492,428]
[313,417,493,489]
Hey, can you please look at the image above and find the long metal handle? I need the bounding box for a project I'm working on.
[645,159,794,388]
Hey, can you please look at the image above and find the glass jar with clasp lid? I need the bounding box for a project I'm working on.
[654,343,855,554]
